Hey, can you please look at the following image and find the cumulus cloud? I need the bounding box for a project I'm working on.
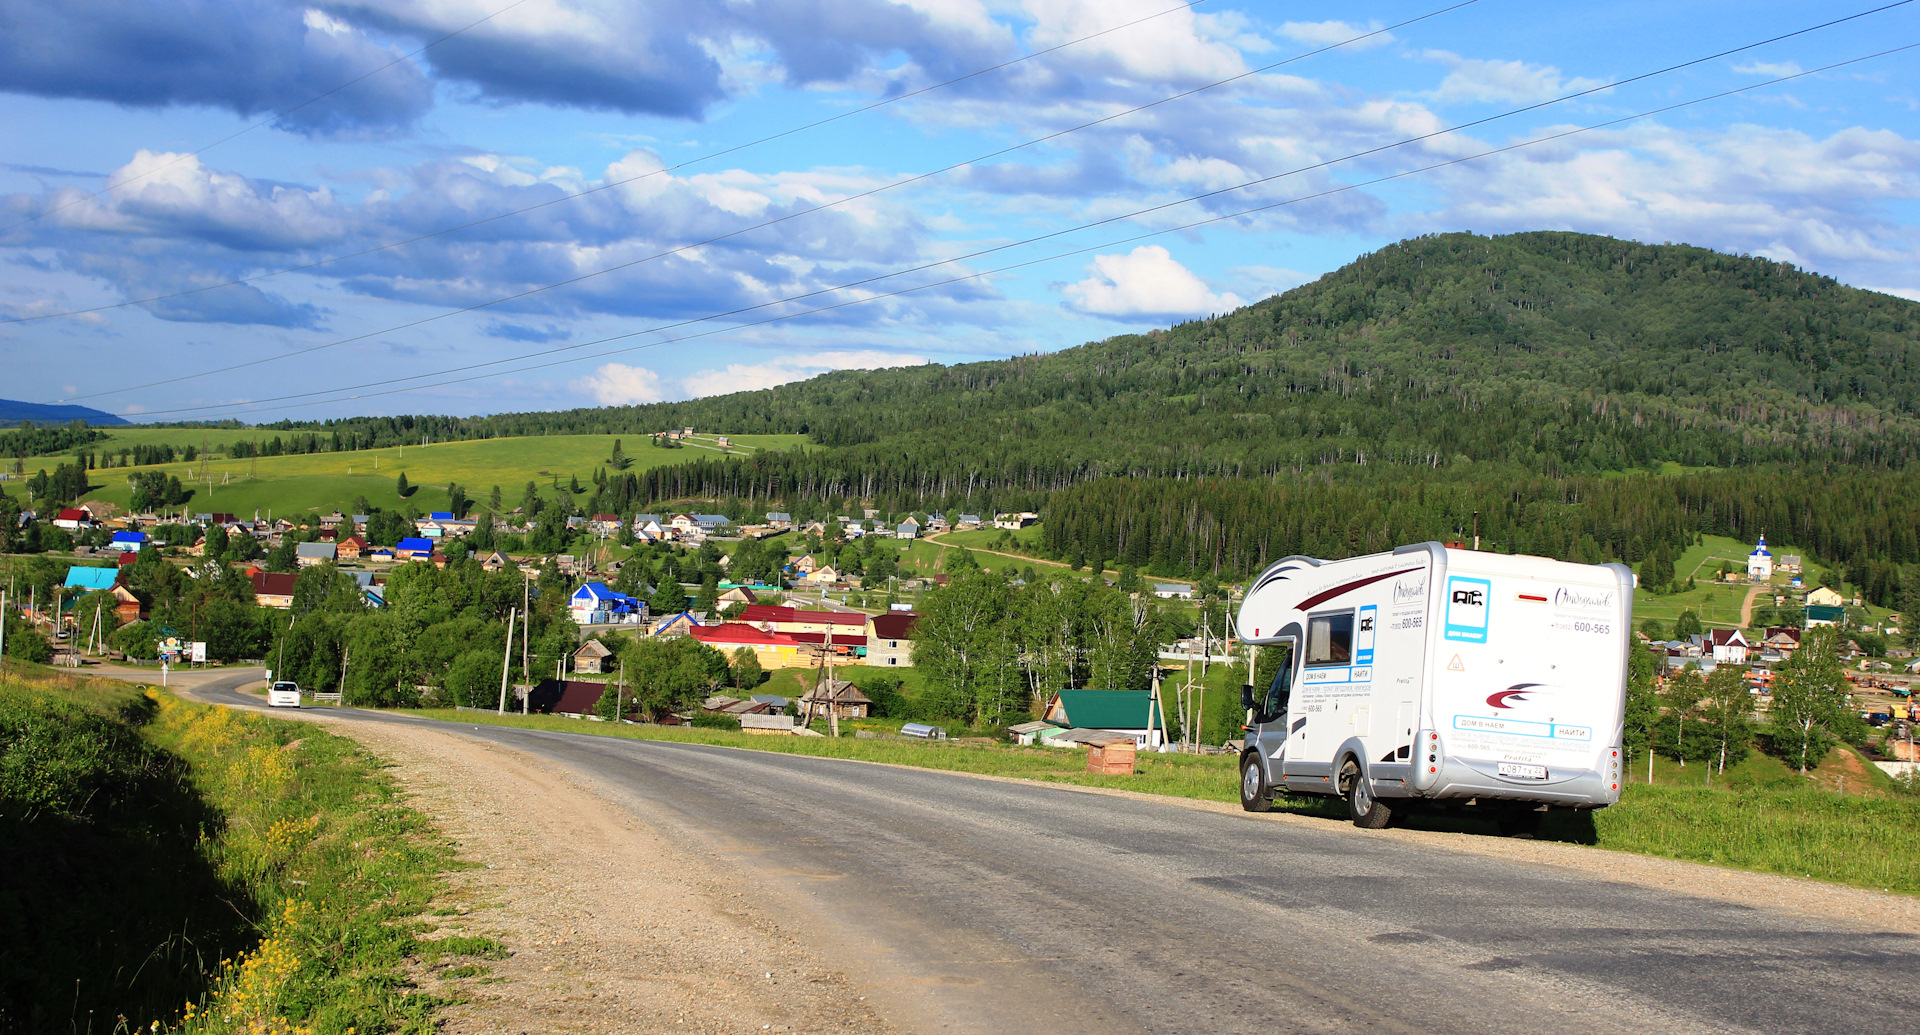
[679,349,929,397]
[1062,246,1244,319]
[1022,0,1244,85]
[0,0,433,135]
[575,363,669,405]
[1279,20,1394,50]
[4,144,1006,328]
[1423,50,1608,105]
[1421,122,1920,290]
[576,350,926,404]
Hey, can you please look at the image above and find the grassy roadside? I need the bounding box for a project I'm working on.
[408,707,1920,897]
[0,672,492,1034]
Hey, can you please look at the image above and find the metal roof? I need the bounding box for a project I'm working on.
[1044,690,1165,731]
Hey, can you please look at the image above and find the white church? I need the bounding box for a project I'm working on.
[1747,534,1773,581]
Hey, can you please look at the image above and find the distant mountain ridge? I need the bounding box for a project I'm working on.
[0,398,128,426]
[262,232,1920,506]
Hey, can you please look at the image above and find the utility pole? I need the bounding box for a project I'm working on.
[1472,510,1481,552]
[498,608,516,714]
[0,591,8,675]
[521,576,531,712]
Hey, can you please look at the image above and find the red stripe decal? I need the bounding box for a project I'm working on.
[1295,566,1425,611]
[1518,593,1547,602]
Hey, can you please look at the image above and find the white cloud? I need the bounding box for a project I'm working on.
[1420,123,1920,282]
[575,350,927,404]
[1732,60,1802,77]
[678,350,927,398]
[1023,0,1244,84]
[1424,50,1608,105]
[1279,20,1393,51]
[1871,286,1920,302]
[575,363,668,405]
[1062,245,1245,318]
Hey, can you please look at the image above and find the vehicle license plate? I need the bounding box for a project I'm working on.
[1497,762,1547,780]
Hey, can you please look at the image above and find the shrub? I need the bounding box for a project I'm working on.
[688,711,740,731]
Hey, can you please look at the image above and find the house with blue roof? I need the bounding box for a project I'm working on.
[395,537,435,559]
[64,566,119,592]
[569,582,642,625]
[108,530,148,553]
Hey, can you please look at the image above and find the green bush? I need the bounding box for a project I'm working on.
[689,710,740,730]
[2,629,50,663]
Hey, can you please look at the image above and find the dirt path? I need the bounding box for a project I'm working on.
[188,690,897,1035]
[1740,582,1767,627]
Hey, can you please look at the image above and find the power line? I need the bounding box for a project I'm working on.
[51,1,1482,401]
[4,0,1219,325]
[0,0,535,235]
[129,43,1918,422]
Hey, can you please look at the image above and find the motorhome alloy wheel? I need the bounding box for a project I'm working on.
[1345,758,1392,828]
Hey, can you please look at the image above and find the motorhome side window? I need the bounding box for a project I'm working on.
[1305,610,1354,666]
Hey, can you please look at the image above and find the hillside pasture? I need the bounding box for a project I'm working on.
[54,433,806,516]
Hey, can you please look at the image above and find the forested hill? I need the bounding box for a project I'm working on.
[272,231,1920,497]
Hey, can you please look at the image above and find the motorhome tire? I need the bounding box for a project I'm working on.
[1239,753,1273,813]
[1342,758,1392,829]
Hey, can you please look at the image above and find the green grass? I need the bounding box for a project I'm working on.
[0,670,483,1033]
[49,433,808,517]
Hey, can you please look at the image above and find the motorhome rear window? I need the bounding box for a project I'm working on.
[1306,610,1354,666]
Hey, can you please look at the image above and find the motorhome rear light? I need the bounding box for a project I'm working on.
[1429,733,1438,740]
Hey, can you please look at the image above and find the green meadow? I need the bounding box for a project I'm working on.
[43,432,806,516]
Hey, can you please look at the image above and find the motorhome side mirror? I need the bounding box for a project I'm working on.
[1240,684,1258,711]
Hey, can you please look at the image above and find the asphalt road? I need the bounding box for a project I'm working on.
[192,672,1917,1035]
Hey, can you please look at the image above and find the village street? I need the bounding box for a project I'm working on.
[181,670,1920,1035]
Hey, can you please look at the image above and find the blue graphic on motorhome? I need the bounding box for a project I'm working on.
[1444,577,1491,643]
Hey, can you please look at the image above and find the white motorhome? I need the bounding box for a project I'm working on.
[1234,542,1632,833]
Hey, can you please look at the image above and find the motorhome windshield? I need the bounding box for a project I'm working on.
[1259,647,1294,723]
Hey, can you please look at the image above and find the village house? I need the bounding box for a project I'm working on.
[295,541,337,568]
[800,679,874,720]
[865,611,917,667]
[251,571,297,609]
[957,513,983,529]
[590,513,622,535]
[895,518,920,540]
[335,535,367,560]
[738,604,869,638]
[805,565,841,584]
[1696,628,1751,664]
[480,550,512,572]
[1807,586,1845,608]
[1041,689,1166,748]
[1152,583,1194,600]
[394,536,435,560]
[1806,604,1846,628]
[64,565,119,594]
[994,511,1039,530]
[108,530,148,554]
[573,638,614,675]
[111,584,146,623]
[569,582,643,625]
[718,586,759,606]
[689,622,808,667]
[765,512,793,529]
[53,508,92,531]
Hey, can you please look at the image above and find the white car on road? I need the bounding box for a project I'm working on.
[267,680,302,708]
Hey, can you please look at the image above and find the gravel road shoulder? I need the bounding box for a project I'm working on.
[198,690,898,1035]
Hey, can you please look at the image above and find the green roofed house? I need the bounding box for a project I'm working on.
[1805,604,1846,628]
[1042,689,1167,749]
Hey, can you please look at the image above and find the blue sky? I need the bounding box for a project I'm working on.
[2,0,1917,423]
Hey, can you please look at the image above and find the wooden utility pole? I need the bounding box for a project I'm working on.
[498,608,516,714]
[521,577,531,714]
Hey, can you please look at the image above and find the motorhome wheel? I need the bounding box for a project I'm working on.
[1343,758,1392,828]
[1239,753,1273,813]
